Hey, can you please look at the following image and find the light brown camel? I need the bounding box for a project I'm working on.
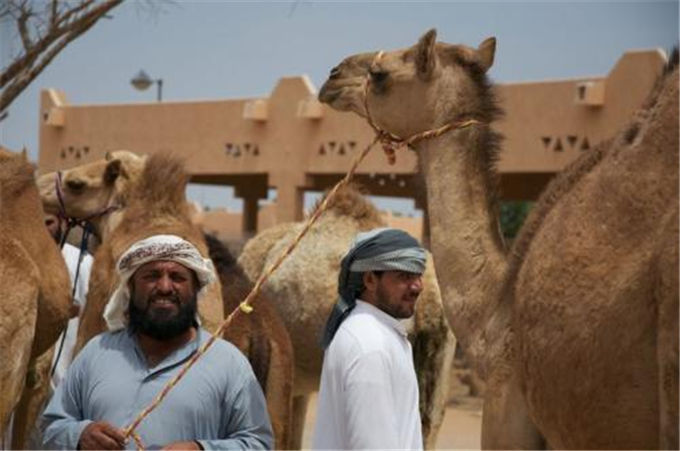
[38,152,294,448]
[0,148,71,446]
[238,184,456,449]
[318,29,678,449]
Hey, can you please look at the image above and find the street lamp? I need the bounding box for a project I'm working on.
[130,70,163,102]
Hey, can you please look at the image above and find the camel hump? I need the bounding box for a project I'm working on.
[0,149,35,196]
[310,183,382,225]
[129,152,189,213]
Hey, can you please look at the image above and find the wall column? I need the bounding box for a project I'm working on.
[242,193,259,235]
[274,183,304,223]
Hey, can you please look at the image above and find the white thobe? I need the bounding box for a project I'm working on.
[50,243,93,390]
[312,300,423,450]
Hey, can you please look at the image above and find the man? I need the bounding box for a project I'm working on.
[44,213,94,389]
[41,234,273,450]
[312,227,426,450]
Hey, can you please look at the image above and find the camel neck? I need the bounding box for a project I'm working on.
[417,128,509,370]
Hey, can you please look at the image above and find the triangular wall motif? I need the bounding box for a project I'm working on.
[318,144,326,155]
[581,137,590,151]
[567,135,578,148]
[553,138,563,152]
[541,136,552,149]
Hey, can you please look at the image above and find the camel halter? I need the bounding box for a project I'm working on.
[54,170,121,236]
[49,171,121,377]
[363,50,483,164]
[119,52,483,450]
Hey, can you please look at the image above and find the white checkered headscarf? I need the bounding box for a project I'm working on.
[103,234,216,331]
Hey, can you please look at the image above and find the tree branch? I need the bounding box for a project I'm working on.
[0,0,124,112]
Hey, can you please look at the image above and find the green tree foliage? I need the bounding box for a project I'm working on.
[500,200,532,240]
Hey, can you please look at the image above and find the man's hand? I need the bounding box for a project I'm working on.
[162,441,201,450]
[78,422,126,450]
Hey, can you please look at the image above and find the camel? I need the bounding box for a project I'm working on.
[237,184,456,449]
[38,152,294,449]
[0,148,71,446]
[318,29,679,449]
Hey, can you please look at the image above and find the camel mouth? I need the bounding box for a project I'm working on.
[318,83,341,105]
[318,86,361,113]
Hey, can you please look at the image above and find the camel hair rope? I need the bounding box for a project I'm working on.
[122,51,481,450]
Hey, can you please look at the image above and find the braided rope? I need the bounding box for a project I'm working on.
[363,50,482,164]
[122,51,481,448]
[122,133,382,447]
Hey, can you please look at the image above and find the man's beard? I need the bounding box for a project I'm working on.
[128,288,198,340]
[375,284,418,319]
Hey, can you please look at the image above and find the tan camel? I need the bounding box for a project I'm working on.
[318,30,678,449]
[238,184,456,449]
[0,148,71,446]
[38,152,294,449]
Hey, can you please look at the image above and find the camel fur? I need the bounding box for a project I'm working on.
[318,29,678,449]
[0,148,71,447]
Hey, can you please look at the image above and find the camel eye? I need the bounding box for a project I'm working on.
[369,70,389,83]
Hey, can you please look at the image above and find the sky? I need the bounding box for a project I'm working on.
[1,0,678,214]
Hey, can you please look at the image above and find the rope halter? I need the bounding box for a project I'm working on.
[55,170,120,241]
[362,50,483,164]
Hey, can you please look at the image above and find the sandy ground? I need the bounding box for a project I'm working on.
[301,393,483,450]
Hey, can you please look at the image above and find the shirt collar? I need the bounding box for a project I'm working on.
[354,299,409,337]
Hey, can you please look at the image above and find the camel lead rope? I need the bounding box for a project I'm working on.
[122,133,381,448]
[123,50,482,448]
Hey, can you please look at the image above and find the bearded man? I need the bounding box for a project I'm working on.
[312,228,426,450]
[41,235,273,450]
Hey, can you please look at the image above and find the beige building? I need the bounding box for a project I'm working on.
[38,49,667,239]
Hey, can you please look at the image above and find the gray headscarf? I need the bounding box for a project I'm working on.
[320,227,426,348]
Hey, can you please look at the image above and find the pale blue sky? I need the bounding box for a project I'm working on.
[1,1,677,214]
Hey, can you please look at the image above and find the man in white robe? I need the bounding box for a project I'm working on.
[313,228,426,450]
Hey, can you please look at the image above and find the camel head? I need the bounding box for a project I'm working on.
[319,29,497,138]
[38,150,147,237]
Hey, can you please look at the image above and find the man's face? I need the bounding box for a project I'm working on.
[128,260,199,340]
[44,213,62,244]
[368,270,424,319]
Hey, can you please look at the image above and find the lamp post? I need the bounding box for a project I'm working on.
[130,70,163,102]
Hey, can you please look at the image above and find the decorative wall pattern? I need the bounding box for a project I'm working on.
[59,145,90,161]
[317,140,357,156]
[541,135,590,152]
[225,142,260,158]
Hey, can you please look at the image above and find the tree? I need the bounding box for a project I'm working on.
[0,0,124,117]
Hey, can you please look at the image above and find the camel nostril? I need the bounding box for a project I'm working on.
[65,179,86,192]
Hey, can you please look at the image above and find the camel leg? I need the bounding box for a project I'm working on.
[656,216,679,450]
[11,348,54,449]
[481,369,544,450]
[290,394,310,450]
[412,323,456,449]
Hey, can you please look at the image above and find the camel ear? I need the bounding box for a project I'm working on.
[104,151,112,161]
[415,28,438,80]
[477,37,496,72]
[20,147,28,161]
[104,159,122,185]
